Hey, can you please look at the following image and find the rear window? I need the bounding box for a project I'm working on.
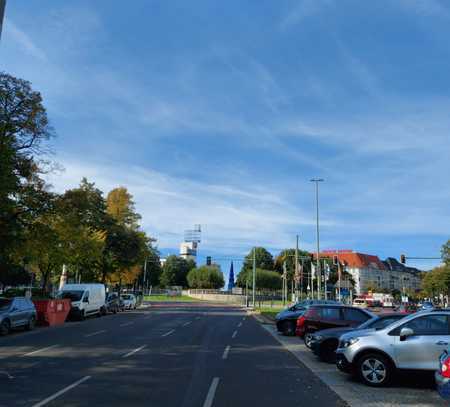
[343,308,370,323]
[308,307,341,320]
[0,298,12,310]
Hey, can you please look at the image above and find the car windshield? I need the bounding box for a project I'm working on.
[359,315,403,330]
[59,291,84,301]
[121,295,132,300]
[0,298,12,310]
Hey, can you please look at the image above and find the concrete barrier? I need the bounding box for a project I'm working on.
[184,290,247,305]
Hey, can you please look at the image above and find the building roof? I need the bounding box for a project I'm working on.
[316,251,386,270]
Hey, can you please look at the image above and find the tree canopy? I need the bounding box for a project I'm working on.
[187,266,224,289]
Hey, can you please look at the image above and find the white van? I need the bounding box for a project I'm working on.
[58,284,106,320]
[352,298,369,308]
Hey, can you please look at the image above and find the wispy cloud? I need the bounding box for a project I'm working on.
[280,0,333,29]
[5,20,48,61]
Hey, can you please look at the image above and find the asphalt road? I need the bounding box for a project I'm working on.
[0,302,345,407]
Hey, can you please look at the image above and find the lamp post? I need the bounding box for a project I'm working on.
[0,1,6,41]
[310,178,324,299]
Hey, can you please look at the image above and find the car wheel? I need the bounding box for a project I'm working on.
[25,316,36,331]
[80,311,86,321]
[357,353,392,387]
[0,319,11,335]
[282,320,295,336]
[304,332,314,348]
[319,340,338,363]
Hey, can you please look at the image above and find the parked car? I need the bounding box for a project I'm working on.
[121,294,137,310]
[395,304,418,314]
[336,310,450,387]
[276,300,338,336]
[296,304,374,346]
[353,298,369,308]
[104,292,121,314]
[58,284,106,320]
[0,297,37,335]
[309,313,405,362]
[435,350,450,401]
[420,301,434,311]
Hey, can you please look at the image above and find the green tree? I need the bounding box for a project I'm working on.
[106,187,141,230]
[241,247,274,273]
[0,72,55,270]
[236,268,282,290]
[442,240,450,266]
[160,256,194,287]
[187,266,225,289]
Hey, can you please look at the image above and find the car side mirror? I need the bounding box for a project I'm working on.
[400,327,414,341]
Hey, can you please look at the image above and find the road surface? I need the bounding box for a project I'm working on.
[0,301,345,407]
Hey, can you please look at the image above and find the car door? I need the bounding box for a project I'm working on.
[342,308,372,328]
[392,314,450,370]
[311,307,344,331]
[10,299,27,327]
[82,291,91,314]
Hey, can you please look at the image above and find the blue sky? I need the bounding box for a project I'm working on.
[2,0,450,280]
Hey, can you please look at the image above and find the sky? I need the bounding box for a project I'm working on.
[2,0,450,281]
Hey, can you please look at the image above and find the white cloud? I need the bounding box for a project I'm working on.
[45,157,317,253]
[5,20,48,61]
[280,0,333,29]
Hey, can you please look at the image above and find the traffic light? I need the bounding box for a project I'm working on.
[206,256,212,266]
[400,254,406,264]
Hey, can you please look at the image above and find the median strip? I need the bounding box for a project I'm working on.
[84,330,107,338]
[203,377,220,407]
[31,376,91,407]
[161,329,175,337]
[122,345,146,358]
[22,345,59,357]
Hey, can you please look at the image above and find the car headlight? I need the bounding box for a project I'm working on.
[341,337,359,348]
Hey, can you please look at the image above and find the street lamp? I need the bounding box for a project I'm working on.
[310,178,324,300]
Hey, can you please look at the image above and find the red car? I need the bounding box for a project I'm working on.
[395,304,418,314]
[295,304,373,346]
[436,350,450,400]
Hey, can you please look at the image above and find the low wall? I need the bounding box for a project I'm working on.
[184,290,247,305]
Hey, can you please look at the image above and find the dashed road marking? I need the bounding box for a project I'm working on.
[122,345,146,358]
[31,376,91,407]
[162,329,175,337]
[232,330,237,339]
[203,377,220,407]
[120,322,134,327]
[182,321,192,327]
[238,322,242,327]
[22,345,59,357]
[222,345,230,360]
[84,330,107,338]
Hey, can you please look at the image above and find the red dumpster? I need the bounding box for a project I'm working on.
[32,299,71,326]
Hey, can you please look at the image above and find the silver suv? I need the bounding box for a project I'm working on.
[336,310,450,386]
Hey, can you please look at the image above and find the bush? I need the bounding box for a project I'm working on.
[187,266,225,289]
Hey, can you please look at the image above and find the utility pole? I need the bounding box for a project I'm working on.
[295,235,299,302]
[252,247,256,308]
[310,178,324,299]
[143,258,148,295]
[0,1,6,40]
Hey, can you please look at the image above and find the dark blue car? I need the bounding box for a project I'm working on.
[276,300,338,336]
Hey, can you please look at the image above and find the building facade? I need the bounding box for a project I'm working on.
[321,250,422,296]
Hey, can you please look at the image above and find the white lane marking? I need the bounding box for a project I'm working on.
[31,376,91,407]
[238,322,242,327]
[22,345,59,357]
[182,321,192,327]
[232,330,237,339]
[196,316,201,320]
[143,315,152,320]
[0,370,14,379]
[203,377,220,407]
[243,317,246,321]
[120,322,134,327]
[161,329,175,337]
[122,345,146,358]
[84,330,107,338]
[222,346,230,360]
